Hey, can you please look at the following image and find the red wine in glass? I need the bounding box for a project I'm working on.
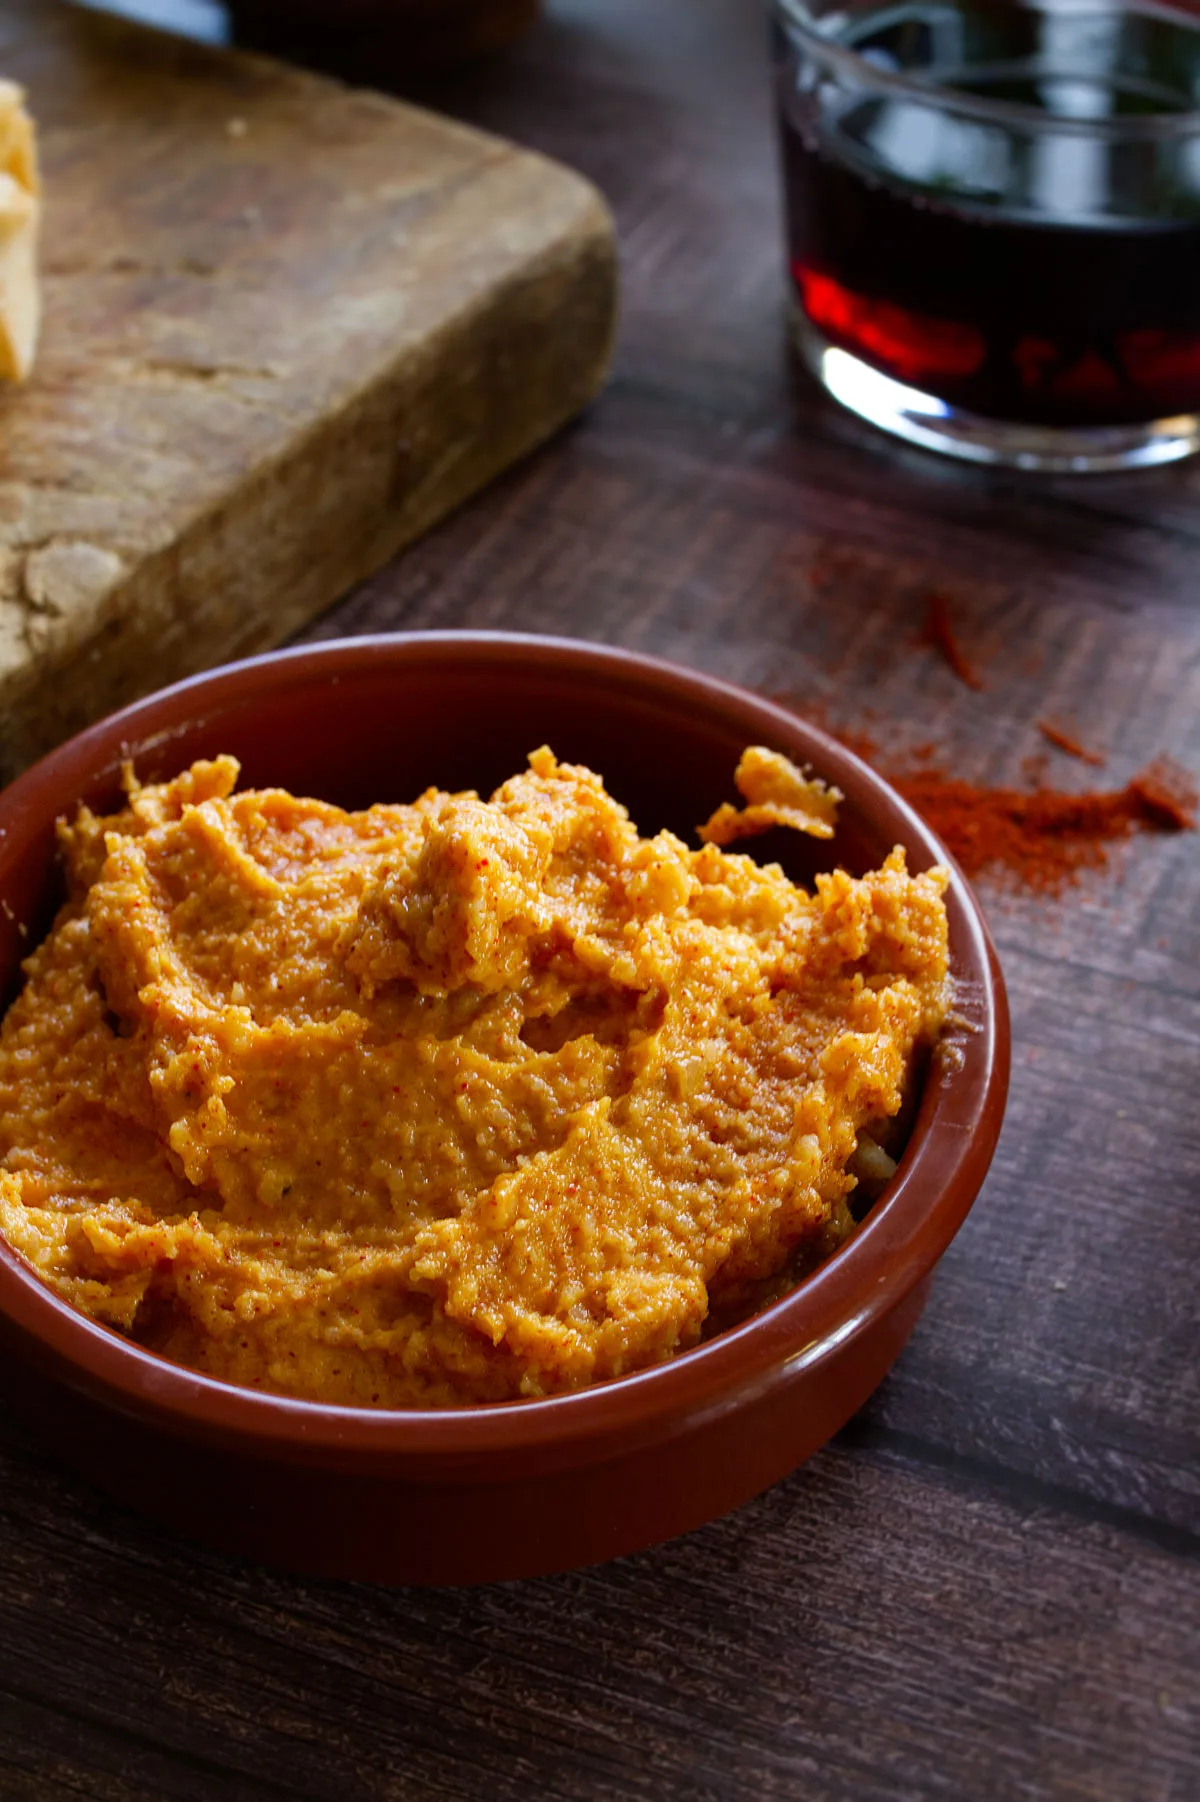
[773,0,1200,463]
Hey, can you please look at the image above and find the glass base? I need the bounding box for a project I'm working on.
[793,309,1200,474]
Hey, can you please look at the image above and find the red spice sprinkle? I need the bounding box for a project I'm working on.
[888,758,1197,891]
[1037,719,1106,767]
[922,591,985,691]
[1128,758,1198,830]
[770,692,1195,895]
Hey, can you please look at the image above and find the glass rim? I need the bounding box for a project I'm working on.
[772,0,1200,138]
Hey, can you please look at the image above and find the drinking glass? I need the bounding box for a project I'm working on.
[771,0,1200,471]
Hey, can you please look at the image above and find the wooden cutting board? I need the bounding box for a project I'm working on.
[0,1,617,778]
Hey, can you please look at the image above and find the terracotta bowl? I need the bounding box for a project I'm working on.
[0,634,1009,1585]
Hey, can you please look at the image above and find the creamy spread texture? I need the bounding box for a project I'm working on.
[0,748,950,1407]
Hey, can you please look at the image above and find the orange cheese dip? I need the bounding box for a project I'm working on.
[0,748,949,1408]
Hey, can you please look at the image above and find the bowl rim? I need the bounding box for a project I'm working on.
[0,631,1010,1465]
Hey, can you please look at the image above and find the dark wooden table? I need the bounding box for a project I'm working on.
[4,4,1198,1798]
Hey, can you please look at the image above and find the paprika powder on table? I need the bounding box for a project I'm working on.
[786,579,1196,896]
[774,700,1196,896]
[885,756,1195,893]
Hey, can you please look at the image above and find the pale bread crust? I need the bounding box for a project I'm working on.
[0,80,39,381]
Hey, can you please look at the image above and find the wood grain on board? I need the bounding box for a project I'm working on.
[0,0,615,775]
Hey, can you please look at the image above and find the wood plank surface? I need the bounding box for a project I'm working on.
[1,2,1198,1799]
[0,0,615,775]
[0,1404,1195,1802]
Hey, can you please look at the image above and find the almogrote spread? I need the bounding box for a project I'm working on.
[0,747,949,1407]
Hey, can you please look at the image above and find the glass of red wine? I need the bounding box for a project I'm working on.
[772,0,1200,470]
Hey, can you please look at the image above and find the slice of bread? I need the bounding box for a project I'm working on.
[0,81,39,381]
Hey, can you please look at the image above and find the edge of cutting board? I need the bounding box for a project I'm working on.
[0,2,618,777]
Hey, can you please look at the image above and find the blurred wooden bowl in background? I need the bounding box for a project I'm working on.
[228,0,542,71]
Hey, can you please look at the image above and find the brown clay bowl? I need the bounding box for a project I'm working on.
[0,634,1009,1585]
